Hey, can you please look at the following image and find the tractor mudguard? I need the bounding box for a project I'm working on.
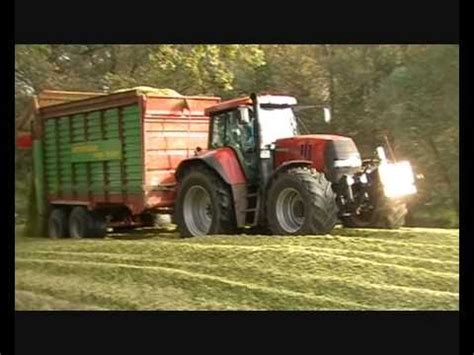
[175,147,246,185]
[271,160,313,179]
[175,147,248,227]
[263,159,314,209]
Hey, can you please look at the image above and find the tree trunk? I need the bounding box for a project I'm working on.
[323,45,335,114]
[427,136,459,216]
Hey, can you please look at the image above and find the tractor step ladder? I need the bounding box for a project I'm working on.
[244,187,260,225]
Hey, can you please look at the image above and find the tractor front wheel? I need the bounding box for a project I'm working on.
[175,166,236,237]
[266,167,338,235]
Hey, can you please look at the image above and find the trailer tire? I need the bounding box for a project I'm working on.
[175,165,236,237]
[266,167,338,235]
[48,208,69,238]
[69,206,107,238]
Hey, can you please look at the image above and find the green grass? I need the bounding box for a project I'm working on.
[15,226,459,310]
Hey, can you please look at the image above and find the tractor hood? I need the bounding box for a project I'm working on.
[273,134,362,182]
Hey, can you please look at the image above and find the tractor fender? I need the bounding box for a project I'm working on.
[270,160,313,182]
[265,160,313,194]
[175,147,246,185]
[175,147,248,227]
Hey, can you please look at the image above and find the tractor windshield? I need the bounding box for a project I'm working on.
[258,106,298,148]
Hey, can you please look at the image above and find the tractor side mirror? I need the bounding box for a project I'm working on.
[323,107,331,123]
[238,106,250,124]
[194,146,203,156]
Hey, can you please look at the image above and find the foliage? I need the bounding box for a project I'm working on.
[369,45,459,218]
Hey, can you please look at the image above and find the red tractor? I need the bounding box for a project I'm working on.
[174,93,417,237]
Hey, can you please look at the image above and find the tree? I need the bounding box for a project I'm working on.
[369,45,459,220]
[14,44,459,227]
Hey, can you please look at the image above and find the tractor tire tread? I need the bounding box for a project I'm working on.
[267,167,338,235]
[175,165,236,237]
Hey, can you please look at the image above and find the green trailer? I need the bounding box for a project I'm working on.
[18,89,220,238]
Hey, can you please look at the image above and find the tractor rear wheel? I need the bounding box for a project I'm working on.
[48,208,69,238]
[341,198,407,229]
[69,206,107,238]
[175,166,236,237]
[266,167,338,235]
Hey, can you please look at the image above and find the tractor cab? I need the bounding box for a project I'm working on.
[203,93,360,186]
[204,93,299,184]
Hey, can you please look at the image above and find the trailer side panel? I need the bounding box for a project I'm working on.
[43,103,145,213]
[142,96,220,210]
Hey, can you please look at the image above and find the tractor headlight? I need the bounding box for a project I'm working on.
[359,173,368,184]
[333,156,362,168]
[378,161,417,198]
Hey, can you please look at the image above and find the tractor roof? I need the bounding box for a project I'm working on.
[205,93,297,115]
[205,96,253,115]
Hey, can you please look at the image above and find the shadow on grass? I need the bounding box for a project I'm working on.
[107,226,180,241]
[330,226,457,240]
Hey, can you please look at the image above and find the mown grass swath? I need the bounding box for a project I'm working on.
[15,226,458,310]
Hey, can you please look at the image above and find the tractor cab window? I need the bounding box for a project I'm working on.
[209,107,258,182]
[210,113,226,148]
[258,106,298,148]
[226,108,255,153]
[210,108,256,152]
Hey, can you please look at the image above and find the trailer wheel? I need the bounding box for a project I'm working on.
[48,208,69,238]
[69,206,107,238]
[341,198,407,229]
[266,167,338,235]
[175,166,236,237]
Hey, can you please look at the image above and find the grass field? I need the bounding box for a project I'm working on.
[15,226,459,310]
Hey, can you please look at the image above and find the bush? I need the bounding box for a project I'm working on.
[406,205,458,229]
[15,149,32,225]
